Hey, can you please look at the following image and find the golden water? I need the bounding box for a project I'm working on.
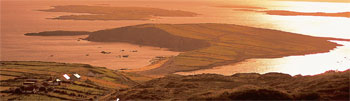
[1,0,349,74]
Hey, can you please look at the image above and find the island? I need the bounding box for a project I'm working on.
[216,5,350,18]
[39,5,198,21]
[26,23,350,75]
[263,10,350,18]
[84,23,349,75]
[25,31,90,36]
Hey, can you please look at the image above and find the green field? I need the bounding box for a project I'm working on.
[85,23,344,75]
[29,23,346,75]
[0,61,150,100]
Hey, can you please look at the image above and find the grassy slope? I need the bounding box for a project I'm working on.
[85,26,210,51]
[87,23,346,75]
[1,61,348,100]
[0,61,152,100]
[113,70,350,100]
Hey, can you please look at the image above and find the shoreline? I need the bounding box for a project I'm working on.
[1,60,348,77]
[24,23,350,76]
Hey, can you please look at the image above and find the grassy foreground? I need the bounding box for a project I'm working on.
[0,61,348,100]
[114,70,350,100]
[0,61,151,100]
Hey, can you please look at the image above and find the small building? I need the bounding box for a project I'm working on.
[63,74,70,80]
[73,74,80,79]
[53,79,61,86]
[44,77,62,86]
[71,73,81,81]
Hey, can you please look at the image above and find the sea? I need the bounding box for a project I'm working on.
[1,0,349,75]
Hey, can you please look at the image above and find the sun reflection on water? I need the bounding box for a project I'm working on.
[176,1,350,76]
[268,41,350,75]
[271,1,350,13]
[2,0,349,75]
[254,1,350,39]
[176,41,350,76]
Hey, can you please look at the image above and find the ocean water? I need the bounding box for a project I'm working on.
[1,0,349,75]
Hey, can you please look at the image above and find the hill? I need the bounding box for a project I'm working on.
[85,23,348,75]
[85,26,211,51]
[112,70,350,100]
[24,23,349,76]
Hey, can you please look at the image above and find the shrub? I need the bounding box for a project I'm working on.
[227,89,292,100]
[294,92,320,100]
